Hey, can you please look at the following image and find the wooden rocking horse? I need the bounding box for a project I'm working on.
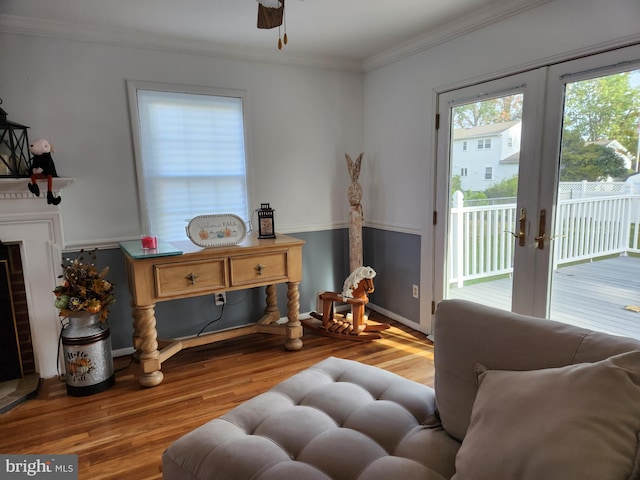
[303,266,390,341]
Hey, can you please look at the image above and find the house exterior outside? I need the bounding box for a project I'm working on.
[587,139,635,171]
[453,123,636,193]
[451,120,521,192]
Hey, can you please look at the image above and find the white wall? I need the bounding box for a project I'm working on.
[0,33,364,246]
[363,0,640,331]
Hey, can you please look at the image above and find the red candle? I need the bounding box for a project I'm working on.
[141,235,157,249]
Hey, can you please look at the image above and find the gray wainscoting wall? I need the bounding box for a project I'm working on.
[363,227,421,326]
[62,227,420,351]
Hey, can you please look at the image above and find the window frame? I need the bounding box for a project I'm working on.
[477,138,492,150]
[126,80,253,239]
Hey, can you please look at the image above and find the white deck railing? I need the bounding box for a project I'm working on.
[449,188,640,286]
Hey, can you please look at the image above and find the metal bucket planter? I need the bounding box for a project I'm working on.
[61,312,115,397]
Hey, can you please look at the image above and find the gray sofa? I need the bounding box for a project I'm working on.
[162,299,640,480]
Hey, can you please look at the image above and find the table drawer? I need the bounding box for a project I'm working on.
[154,259,227,298]
[230,251,288,286]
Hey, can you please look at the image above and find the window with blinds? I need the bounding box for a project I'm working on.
[128,83,249,242]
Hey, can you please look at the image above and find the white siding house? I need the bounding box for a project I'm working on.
[451,120,521,192]
[587,139,635,171]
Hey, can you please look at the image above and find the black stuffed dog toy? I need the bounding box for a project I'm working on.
[27,138,61,205]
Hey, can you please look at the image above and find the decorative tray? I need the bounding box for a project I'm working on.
[186,214,247,248]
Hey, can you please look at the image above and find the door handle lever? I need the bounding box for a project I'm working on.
[535,209,547,250]
[506,208,526,247]
[534,209,564,248]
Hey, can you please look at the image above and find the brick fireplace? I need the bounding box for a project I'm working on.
[0,242,35,381]
[0,178,74,379]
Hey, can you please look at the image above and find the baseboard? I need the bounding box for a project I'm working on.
[367,303,428,335]
[112,346,135,358]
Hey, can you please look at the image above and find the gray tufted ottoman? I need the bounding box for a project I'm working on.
[162,356,458,480]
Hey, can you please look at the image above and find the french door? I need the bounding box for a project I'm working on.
[434,44,640,338]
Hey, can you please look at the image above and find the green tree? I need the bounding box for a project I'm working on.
[560,130,628,181]
[484,176,518,198]
[450,175,488,203]
[563,72,640,159]
[453,95,523,128]
[451,175,462,192]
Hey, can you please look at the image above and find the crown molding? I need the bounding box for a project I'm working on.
[0,14,363,73]
[362,0,554,72]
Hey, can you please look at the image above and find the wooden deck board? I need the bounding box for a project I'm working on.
[449,255,640,339]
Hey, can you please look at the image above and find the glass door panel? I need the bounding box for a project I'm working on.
[434,69,545,313]
[547,67,640,339]
[446,94,523,310]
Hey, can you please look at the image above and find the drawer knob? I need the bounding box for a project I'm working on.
[185,272,199,285]
[255,263,266,275]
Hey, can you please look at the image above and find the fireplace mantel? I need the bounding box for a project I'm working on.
[0,177,76,199]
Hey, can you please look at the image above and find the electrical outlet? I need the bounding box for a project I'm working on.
[215,292,226,306]
[412,284,419,299]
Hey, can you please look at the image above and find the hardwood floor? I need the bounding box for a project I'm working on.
[0,313,434,480]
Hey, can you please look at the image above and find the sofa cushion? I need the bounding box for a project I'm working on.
[434,299,640,441]
[451,350,640,480]
[162,357,460,480]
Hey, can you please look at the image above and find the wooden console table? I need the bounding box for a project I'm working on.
[120,233,304,387]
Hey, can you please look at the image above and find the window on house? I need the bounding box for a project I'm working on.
[508,137,513,148]
[461,168,468,176]
[485,167,493,180]
[462,141,468,151]
[127,82,249,241]
[477,138,492,149]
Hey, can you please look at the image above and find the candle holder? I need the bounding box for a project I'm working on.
[257,203,276,239]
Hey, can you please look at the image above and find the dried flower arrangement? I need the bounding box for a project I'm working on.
[53,249,115,322]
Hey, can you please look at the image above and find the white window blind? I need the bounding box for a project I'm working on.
[133,88,249,241]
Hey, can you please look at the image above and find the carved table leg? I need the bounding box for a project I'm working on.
[132,304,164,387]
[258,283,280,325]
[285,281,303,351]
[131,299,142,362]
